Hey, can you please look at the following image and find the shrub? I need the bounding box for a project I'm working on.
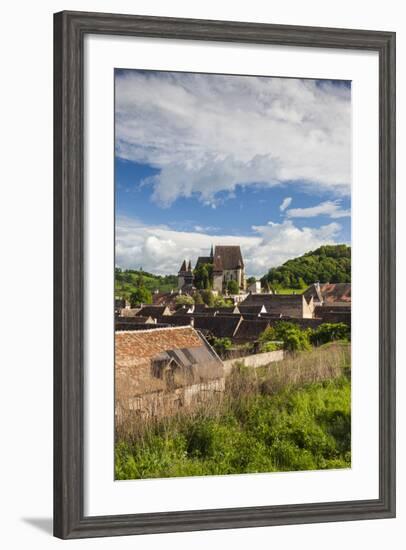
[310,323,350,346]
[260,322,311,352]
[175,294,194,308]
[260,341,283,352]
[227,280,239,294]
[129,287,152,307]
[212,337,232,357]
[200,289,214,307]
[193,291,204,305]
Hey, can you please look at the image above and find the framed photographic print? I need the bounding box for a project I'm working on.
[54,11,396,539]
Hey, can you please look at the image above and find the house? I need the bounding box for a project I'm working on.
[155,315,194,327]
[237,304,267,316]
[303,283,351,306]
[115,326,224,419]
[232,319,270,343]
[115,315,156,331]
[314,305,351,325]
[247,280,262,294]
[152,290,191,310]
[192,315,242,339]
[241,293,314,318]
[114,297,130,316]
[118,307,141,317]
[172,305,194,315]
[135,305,171,318]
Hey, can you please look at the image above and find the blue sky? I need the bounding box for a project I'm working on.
[115,70,351,277]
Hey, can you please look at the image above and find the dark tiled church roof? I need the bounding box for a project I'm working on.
[213,254,223,271]
[214,246,244,270]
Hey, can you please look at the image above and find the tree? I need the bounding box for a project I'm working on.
[193,291,204,305]
[200,289,215,307]
[309,323,350,346]
[129,287,152,307]
[193,263,213,289]
[211,337,232,358]
[246,276,256,285]
[227,280,239,295]
[175,294,195,309]
[213,295,233,307]
[261,322,311,353]
[263,244,351,286]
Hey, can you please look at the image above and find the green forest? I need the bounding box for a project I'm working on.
[262,244,351,289]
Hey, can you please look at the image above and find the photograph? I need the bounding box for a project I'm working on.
[114,69,352,480]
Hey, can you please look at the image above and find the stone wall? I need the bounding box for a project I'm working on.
[223,349,284,375]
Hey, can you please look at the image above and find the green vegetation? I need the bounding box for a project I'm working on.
[227,280,240,294]
[129,287,152,307]
[194,263,213,290]
[262,244,351,289]
[259,322,311,352]
[213,294,234,308]
[211,337,233,357]
[115,344,351,479]
[200,289,215,307]
[259,321,350,353]
[115,268,177,300]
[310,323,350,346]
[175,294,195,309]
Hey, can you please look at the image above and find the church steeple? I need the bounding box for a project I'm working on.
[210,244,214,259]
[187,260,192,272]
[178,259,187,273]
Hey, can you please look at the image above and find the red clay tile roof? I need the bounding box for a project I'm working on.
[115,326,203,363]
[320,283,351,303]
[115,326,223,396]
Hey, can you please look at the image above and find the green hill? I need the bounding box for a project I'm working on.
[115,268,178,300]
[262,244,351,289]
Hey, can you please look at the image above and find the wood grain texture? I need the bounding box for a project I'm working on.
[53,10,396,539]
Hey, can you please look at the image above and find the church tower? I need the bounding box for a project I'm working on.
[178,259,193,289]
[178,260,187,289]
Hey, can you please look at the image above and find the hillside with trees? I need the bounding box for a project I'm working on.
[262,245,351,290]
[115,268,177,303]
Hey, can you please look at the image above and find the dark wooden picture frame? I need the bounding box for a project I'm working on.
[54,10,396,539]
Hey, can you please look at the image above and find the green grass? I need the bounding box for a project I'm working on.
[115,375,351,480]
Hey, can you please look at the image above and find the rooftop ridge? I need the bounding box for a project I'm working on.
[115,325,196,335]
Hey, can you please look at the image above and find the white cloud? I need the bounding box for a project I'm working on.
[116,216,342,277]
[116,72,351,206]
[286,200,351,219]
[280,197,292,211]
